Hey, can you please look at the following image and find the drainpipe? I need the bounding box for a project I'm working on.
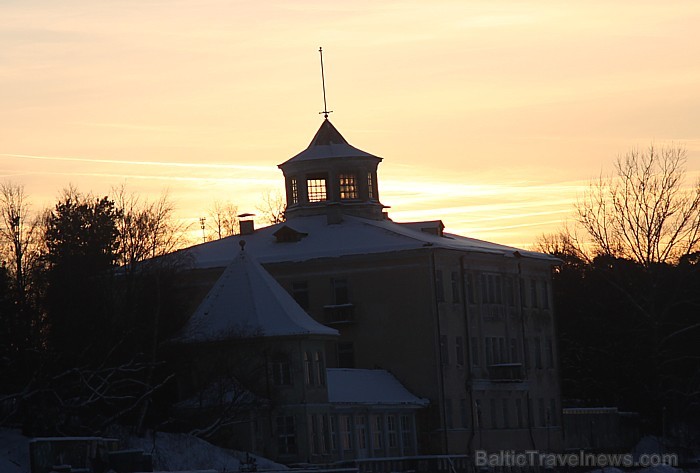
[430,250,450,455]
[459,256,476,453]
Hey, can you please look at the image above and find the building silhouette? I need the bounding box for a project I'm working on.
[174,117,563,462]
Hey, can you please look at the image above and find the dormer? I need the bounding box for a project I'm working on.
[278,119,385,220]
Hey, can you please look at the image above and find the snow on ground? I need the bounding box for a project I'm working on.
[0,428,30,473]
[127,431,287,472]
[0,427,285,473]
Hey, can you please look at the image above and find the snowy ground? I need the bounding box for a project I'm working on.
[0,427,286,473]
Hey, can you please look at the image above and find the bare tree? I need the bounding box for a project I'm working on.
[0,182,39,305]
[256,189,286,225]
[208,200,239,240]
[113,186,189,271]
[576,144,700,266]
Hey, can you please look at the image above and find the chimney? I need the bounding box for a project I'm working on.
[238,213,255,235]
[326,203,343,225]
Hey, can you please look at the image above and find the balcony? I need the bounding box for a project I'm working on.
[488,363,524,382]
[323,303,355,324]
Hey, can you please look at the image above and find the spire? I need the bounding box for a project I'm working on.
[319,47,333,119]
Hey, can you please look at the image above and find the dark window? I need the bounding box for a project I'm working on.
[304,351,314,385]
[534,337,542,369]
[277,416,297,454]
[338,174,357,199]
[367,172,374,199]
[271,355,292,386]
[387,415,398,448]
[506,277,515,306]
[523,338,530,368]
[435,270,445,302]
[290,178,298,204]
[445,398,453,429]
[440,335,449,364]
[471,337,479,366]
[546,338,554,368]
[466,273,476,304]
[531,279,539,308]
[520,278,527,307]
[485,338,493,365]
[451,271,460,303]
[455,336,464,366]
[292,281,309,310]
[338,342,355,368]
[510,338,518,363]
[307,176,327,202]
[542,281,550,309]
[475,399,483,429]
[332,278,349,305]
[314,351,325,386]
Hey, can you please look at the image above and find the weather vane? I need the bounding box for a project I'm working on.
[319,47,333,119]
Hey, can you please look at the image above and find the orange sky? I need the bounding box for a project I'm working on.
[2,1,700,248]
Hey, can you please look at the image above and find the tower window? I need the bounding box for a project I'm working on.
[307,176,327,202]
[290,178,298,204]
[338,174,357,199]
[367,172,374,199]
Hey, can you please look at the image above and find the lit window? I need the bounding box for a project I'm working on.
[307,177,327,202]
[367,172,374,199]
[338,174,357,199]
[290,178,298,204]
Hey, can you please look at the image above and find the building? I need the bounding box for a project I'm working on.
[176,117,563,461]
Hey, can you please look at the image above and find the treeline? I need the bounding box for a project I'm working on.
[539,145,700,446]
[0,184,194,436]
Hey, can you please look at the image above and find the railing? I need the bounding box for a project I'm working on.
[488,363,524,382]
[324,304,355,324]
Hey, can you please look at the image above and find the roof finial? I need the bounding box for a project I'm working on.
[319,47,333,119]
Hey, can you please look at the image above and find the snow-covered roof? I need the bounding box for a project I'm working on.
[327,369,429,407]
[173,250,338,343]
[183,214,558,270]
[279,119,381,165]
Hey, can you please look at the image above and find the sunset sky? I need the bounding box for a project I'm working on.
[2,1,700,248]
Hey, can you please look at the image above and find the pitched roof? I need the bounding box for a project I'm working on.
[279,119,381,165]
[183,214,560,270]
[327,369,429,406]
[173,249,338,343]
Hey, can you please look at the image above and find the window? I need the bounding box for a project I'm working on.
[549,399,558,426]
[332,278,349,305]
[485,338,493,365]
[460,398,469,427]
[451,271,460,303]
[546,338,554,368]
[531,279,539,308]
[290,178,298,204]
[534,337,542,369]
[523,338,530,368]
[445,398,453,429]
[471,337,479,366]
[356,416,367,449]
[506,277,515,307]
[475,400,483,429]
[321,414,330,453]
[304,351,314,385]
[490,398,498,429]
[502,399,510,428]
[515,398,524,428]
[338,342,354,368]
[309,414,320,454]
[538,398,546,427]
[367,172,374,199]
[520,278,527,307]
[372,415,383,449]
[314,351,325,386]
[277,416,297,454]
[271,355,292,386]
[387,415,398,448]
[435,270,445,302]
[330,416,338,451]
[341,415,353,450]
[542,281,550,309]
[307,176,327,202]
[292,281,309,310]
[455,336,464,366]
[498,338,506,363]
[481,274,504,304]
[338,174,357,199]
[400,415,412,452]
[510,338,518,363]
[440,335,449,364]
[465,273,476,304]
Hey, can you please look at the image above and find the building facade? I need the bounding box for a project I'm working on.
[180,118,563,460]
